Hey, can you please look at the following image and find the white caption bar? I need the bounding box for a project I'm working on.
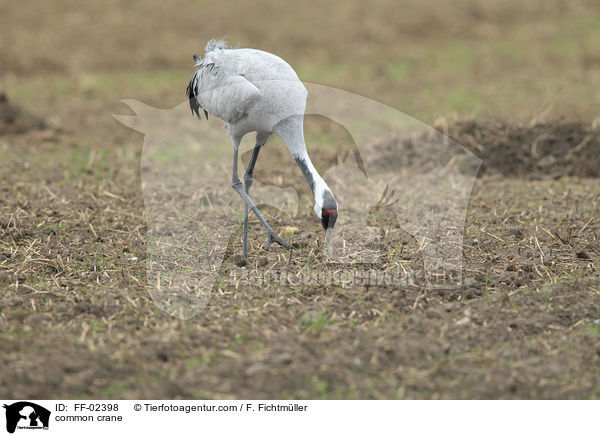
[0,400,597,435]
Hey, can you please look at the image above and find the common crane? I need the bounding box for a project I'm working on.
[186,40,338,259]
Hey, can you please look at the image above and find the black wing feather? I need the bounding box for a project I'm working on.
[186,79,201,118]
[186,56,203,119]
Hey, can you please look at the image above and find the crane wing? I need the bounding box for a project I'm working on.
[186,58,261,124]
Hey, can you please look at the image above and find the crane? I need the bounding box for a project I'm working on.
[186,40,338,259]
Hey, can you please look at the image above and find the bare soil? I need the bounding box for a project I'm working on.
[449,120,600,178]
[1,94,598,399]
[2,0,600,399]
[0,93,45,134]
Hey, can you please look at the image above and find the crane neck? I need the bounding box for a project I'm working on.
[273,115,336,216]
[293,151,325,197]
[292,150,335,217]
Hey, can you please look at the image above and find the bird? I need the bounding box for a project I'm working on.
[186,40,338,259]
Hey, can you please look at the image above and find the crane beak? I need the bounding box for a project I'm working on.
[325,227,333,252]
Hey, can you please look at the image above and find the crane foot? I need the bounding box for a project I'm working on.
[264,230,293,251]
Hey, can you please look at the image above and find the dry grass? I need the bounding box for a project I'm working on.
[1,0,600,399]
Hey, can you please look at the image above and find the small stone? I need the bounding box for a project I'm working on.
[442,303,454,312]
[246,362,267,376]
[463,277,476,287]
[231,254,247,267]
[275,352,293,365]
[576,251,590,260]
[365,238,380,249]
[256,256,269,267]
[426,308,442,319]
[455,316,471,326]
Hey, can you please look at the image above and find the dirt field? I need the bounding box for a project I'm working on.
[1,0,599,399]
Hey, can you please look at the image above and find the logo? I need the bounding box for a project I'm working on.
[3,402,50,434]
[114,82,481,319]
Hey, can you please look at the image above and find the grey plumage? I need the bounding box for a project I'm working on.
[186,40,306,133]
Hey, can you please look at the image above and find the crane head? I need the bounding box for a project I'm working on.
[320,208,338,232]
[321,207,337,250]
[319,190,338,250]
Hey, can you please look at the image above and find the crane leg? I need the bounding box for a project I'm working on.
[231,135,292,258]
[242,132,270,258]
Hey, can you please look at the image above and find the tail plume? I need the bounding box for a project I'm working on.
[186,70,202,119]
[205,39,228,52]
[186,39,228,119]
